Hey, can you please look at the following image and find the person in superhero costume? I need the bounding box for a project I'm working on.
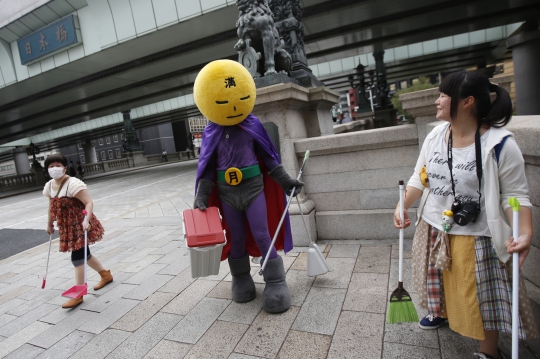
[193,59,303,313]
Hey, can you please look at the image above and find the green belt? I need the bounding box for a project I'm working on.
[217,164,261,183]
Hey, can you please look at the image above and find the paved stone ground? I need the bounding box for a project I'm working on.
[0,161,533,358]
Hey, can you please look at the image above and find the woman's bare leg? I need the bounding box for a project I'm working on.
[74,266,84,285]
[87,256,106,273]
[479,330,499,358]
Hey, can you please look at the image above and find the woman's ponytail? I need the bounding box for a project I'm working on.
[484,83,512,128]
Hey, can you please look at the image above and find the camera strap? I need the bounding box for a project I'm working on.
[447,126,482,204]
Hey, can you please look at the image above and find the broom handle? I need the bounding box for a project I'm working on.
[259,184,296,275]
[510,198,520,359]
[259,151,310,275]
[399,181,405,283]
[83,210,88,285]
[296,200,312,244]
[45,234,52,279]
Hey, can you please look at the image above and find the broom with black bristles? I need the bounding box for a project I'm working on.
[387,180,419,324]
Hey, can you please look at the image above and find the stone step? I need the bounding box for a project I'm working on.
[315,209,417,240]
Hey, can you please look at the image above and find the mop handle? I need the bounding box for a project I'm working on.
[296,201,311,244]
[44,235,52,279]
[509,197,520,359]
[83,210,88,285]
[295,151,313,244]
[398,181,405,283]
[259,151,310,275]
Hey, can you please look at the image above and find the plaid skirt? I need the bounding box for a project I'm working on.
[411,218,539,340]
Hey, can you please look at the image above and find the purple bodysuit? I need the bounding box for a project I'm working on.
[201,125,278,179]
[201,124,279,260]
[216,126,258,170]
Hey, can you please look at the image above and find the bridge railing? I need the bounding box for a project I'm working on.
[146,151,197,163]
[82,162,104,175]
[103,158,129,171]
[0,172,37,192]
[1,151,198,193]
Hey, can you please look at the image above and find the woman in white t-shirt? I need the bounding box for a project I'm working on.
[43,154,113,309]
[393,71,538,359]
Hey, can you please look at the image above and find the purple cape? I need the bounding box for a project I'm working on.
[195,114,293,255]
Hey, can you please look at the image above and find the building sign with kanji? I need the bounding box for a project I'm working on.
[17,15,82,66]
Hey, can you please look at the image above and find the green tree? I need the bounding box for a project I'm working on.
[392,76,438,123]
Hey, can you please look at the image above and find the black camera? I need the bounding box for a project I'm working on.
[451,200,480,226]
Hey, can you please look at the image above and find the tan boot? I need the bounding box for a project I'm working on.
[62,297,83,309]
[94,270,113,290]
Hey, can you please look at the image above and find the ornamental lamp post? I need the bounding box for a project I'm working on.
[26,142,42,170]
[348,62,373,114]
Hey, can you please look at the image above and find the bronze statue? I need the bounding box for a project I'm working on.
[234,0,292,78]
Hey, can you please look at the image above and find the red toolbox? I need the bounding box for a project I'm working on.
[182,207,227,278]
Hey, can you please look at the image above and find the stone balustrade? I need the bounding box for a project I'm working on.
[146,151,197,163]
[294,124,420,241]
[0,172,37,192]
[501,116,540,311]
[400,75,514,147]
[82,162,104,175]
[146,154,163,162]
[103,158,130,171]
[1,151,198,195]
[333,119,368,134]
[82,158,130,174]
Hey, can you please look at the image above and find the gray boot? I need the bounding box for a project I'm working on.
[262,256,290,313]
[228,254,256,303]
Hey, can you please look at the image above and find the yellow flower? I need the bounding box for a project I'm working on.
[420,166,429,188]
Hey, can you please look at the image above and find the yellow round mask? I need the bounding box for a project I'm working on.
[193,59,256,126]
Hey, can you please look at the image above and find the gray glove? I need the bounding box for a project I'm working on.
[268,165,304,197]
[193,179,214,211]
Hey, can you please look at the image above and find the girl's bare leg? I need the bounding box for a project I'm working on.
[479,330,499,358]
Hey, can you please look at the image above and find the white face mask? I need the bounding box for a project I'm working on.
[48,167,65,179]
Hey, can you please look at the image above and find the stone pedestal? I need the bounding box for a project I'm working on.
[400,88,440,148]
[254,83,339,176]
[12,147,30,175]
[507,28,540,115]
[355,111,375,129]
[291,69,324,88]
[254,84,339,246]
[125,151,145,167]
[255,73,298,88]
[82,142,98,163]
[287,198,317,246]
[400,75,514,149]
[373,108,397,128]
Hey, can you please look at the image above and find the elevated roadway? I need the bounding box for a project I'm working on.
[0,0,539,158]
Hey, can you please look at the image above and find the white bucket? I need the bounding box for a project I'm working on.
[187,239,226,278]
[182,213,227,278]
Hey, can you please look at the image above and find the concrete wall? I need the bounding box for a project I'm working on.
[504,117,540,296]
[294,124,420,240]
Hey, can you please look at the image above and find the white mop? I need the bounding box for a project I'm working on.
[302,199,332,276]
[509,197,521,359]
[259,151,322,275]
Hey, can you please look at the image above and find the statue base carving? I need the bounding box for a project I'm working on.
[291,69,324,88]
[373,108,398,128]
[255,73,298,88]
